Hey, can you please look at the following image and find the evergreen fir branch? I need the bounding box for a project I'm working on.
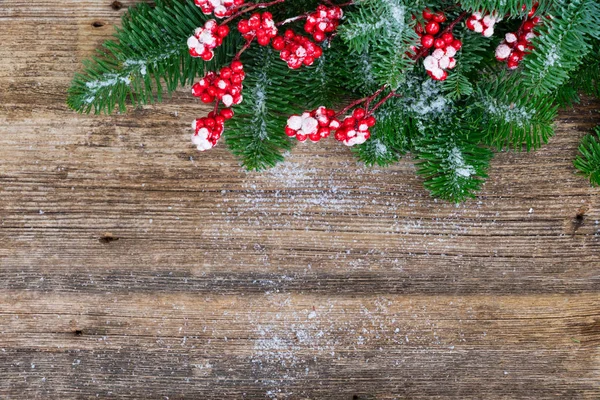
[339,0,419,89]
[67,0,237,114]
[574,127,600,187]
[339,46,385,96]
[353,97,411,166]
[521,0,600,95]
[472,73,557,150]
[415,120,493,202]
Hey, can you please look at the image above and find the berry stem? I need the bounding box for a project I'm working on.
[220,0,286,26]
[233,38,255,61]
[412,11,468,60]
[277,14,308,27]
[335,85,387,118]
[366,91,401,116]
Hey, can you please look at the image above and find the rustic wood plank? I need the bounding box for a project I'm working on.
[0,0,599,398]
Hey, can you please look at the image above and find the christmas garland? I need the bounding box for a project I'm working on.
[68,0,600,202]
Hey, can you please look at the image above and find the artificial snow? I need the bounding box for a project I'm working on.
[449,147,475,178]
[408,79,450,117]
[484,98,533,127]
[544,44,560,68]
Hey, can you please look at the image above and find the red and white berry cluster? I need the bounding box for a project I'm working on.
[285,107,340,142]
[192,60,245,107]
[422,33,460,81]
[334,108,376,147]
[194,0,244,18]
[416,8,447,45]
[413,9,462,81]
[191,108,234,151]
[304,5,343,42]
[187,20,230,61]
[495,4,541,69]
[272,30,323,69]
[237,12,278,46]
[466,11,500,37]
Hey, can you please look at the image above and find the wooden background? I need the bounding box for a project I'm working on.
[1,1,599,398]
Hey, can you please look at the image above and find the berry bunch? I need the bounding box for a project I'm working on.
[194,0,245,18]
[421,33,461,81]
[272,30,323,69]
[304,5,344,42]
[414,9,462,81]
[192,61,245,107]
[466,11,499,37]
[285,106,340,142]
[334,108,376,147]
[495,4,541,69]
[187,20,230,61]
[237,12,278,46]
[191,109,235,151]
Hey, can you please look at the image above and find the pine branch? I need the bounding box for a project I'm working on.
[521,0,600,95]
[472,72,557,150]
[574,126,600,187]
[415,120,493,203]
[339,0,420,89]
[67,0,238,114]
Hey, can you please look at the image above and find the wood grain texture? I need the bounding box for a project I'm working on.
[1,1,599,399]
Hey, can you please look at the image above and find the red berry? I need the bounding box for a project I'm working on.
[285,126,296,137]
[441,32,454,45]
[507,59,519,69]
[237,20,250,34]
[257,34,270,46]
[421,35,435,48]
[434,38,446,49]
[422,8,434,20]
[313,31,326,42]
[308,133,321,142]
[217,25,229,38]
[220,108,234,120]
[272,36,285,50]
[425,21,440,35]
[451,39,462,50]
[466,18,476,30]
[353,108,366,120]
[231,61,244,72]
[432,12,446,23]
[205,118,216,128]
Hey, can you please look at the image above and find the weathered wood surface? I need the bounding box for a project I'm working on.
[1,1,600,399]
